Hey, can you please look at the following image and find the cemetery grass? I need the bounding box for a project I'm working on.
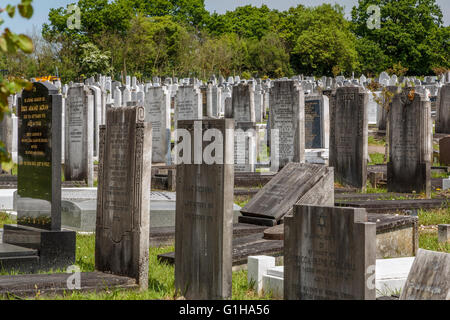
[368,136,385,146]
[0,212,15,228]
[3,234,272,300]
[369,153,385,165]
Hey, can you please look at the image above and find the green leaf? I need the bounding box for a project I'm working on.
[6,5,15,18]
[17,34,33,53]
[18,2,33,19]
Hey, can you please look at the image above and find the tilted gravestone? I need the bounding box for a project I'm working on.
[175,119,234,300]
[240,163,334,226]
[174,85,202,128]
[284,205,376,300]
[65,85,94,186]
[436,83,450,134]
[2,81,76,271]
[387,87,432,196]
[399,249,449,300]
[304,94,329,149]
[95,106,152,290]
[329,86,368,191]
[269,80,305,169]
[144,86,171,164]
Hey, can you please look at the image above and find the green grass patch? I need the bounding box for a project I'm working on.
[2,234,268,300]
[369,153,385,165]
[418,208,450,226]
[419,231,450,253]
[0,212,15,228]
[431,171,450,179]
[368,136,385,146]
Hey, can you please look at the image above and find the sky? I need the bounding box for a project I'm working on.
[1,0,449,34]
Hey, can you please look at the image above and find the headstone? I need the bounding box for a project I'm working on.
[399,249,449,300]
[284,205,376,300]
[367,91,381,125]
[175,119,234,300]
[329,86,368,190]
[144,87,171,164]
[269,80,305,169]
[174,85,202,128]
[388,87,432,196]
[65,85,94,186]
[436,84,450,133]
[240,163,334,224]
[439,136,450,166]
[304,94,330,149]
[95,106,152,290]
[438,225,450,244]
[231,83,255,122]
[16,82,63,230]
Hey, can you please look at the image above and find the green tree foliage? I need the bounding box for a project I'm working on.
[0,0,34,163]
[352,0,450,75]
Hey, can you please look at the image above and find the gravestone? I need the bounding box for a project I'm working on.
[175,119,234,300]
[269,80,305,169]
[231,83,255,122]
[95,106,152,290]
[399,249,449,300]
[304,94,329,149]
[284,205,376,300]
[439,136,450,166]
[2,82,76,272]
[367,91,381,125]
[234,122,257,172]
[329,86,368,190]
[240,163,334,225]
[254,86,264,123]
[174,85,202,128]
[144,87,171,164]
[388,87,432,196]
[65,85,94,186]
[210,85,222,117]
[436,84,450,134]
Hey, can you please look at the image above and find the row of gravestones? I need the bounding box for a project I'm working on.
[2,81,448,300]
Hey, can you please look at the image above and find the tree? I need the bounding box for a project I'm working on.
[351,0,450,75]
[291,4,359,76]
[0,0,34,163]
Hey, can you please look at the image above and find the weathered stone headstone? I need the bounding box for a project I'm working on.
[175,119,234,300]
[174,85,202,128]
[304,94,329,149]
[65,85,94,186]
[234,122,257,172]
[269,80,305,169]
[231,83,255,122]
[240,163,334,225]
[438,225,450,244]
[439,136,450,166]
[95,106,152,290]
[388,87,432,196]
[436,84,450,134]
[284,205,376,300]
[144,87,171,164]
[399,249,449,300]
[329,86,368,190]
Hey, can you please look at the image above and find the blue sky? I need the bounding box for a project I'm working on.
[1,0,449,34]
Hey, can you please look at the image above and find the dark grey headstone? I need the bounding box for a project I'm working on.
[399,249,449,300]
[387,87,432,196]
[240,163,334,222]
[284,205,376,300]
[269,80,305,169]
[329,86,368,190]
[305,94,329,149]
[95,106,152,290]
[232,83,255,122]
[17,82,62,230]
[175,119,234,300]
[436,84,450,134]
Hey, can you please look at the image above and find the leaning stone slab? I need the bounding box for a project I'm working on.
[95,106,152,290]
[240,163,334,223]
[399,249,449,300]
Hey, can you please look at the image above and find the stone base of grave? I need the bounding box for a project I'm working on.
[158,214,418,266]
[337,199,448,214]
[0,272,137,297]
[1,224,76,272]
[0,243,39,273]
